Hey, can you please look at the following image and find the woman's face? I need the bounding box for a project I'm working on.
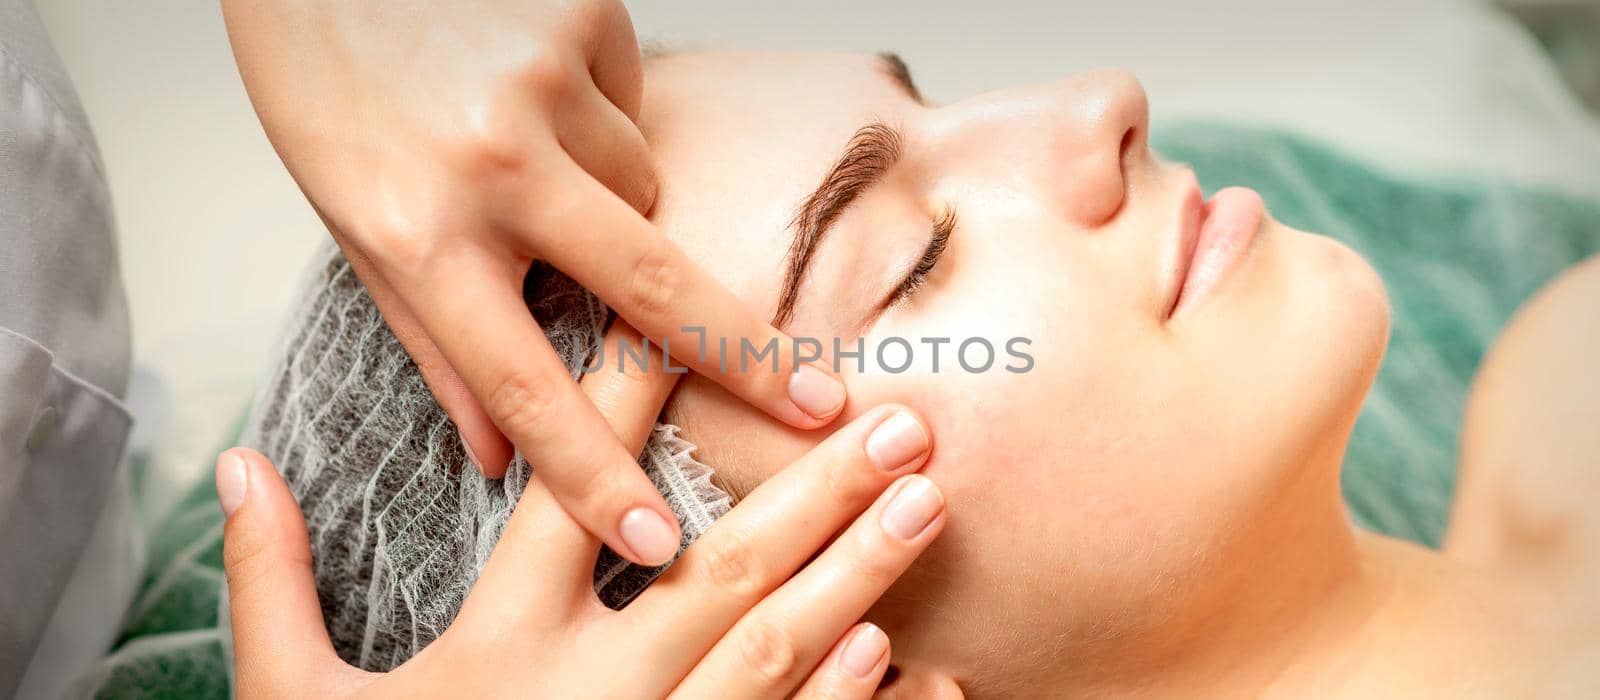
[639,51,1389,685]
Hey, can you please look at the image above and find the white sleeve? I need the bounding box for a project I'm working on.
[0,0,134,693]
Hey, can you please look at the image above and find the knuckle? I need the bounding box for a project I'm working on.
[453,110,533,177]
[699,529,768,599]
[223,542,269,593]
[737,622,800,686]
[485,370,556,442]
[589,366,655,417]
[821,454,860,508]
[455,64,578,177]
[569,451,623,504]
[844,529,904,584]
[363,219,434,272]
[623,250,681,319]
[516,44,579,100]
[223,528,301,601]
[355,190,473,276]
[350,199,427,264]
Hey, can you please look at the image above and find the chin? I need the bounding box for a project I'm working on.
[1314,228,1390,360]
[1284,224,1393,422]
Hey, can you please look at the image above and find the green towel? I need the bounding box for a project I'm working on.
[73,124,1600,698]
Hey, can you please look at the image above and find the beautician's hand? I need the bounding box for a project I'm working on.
[218,406,940,698]
[220,0,849,567]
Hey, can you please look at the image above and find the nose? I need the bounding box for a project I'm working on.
[943,68,1149,227]
[1033,68,1149,226]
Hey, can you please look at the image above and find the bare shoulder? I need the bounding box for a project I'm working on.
[1445,254,1600,621]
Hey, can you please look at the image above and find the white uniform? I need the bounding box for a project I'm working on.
[0,0,132,693]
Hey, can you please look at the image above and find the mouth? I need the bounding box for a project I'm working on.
[1163,172,1265,320]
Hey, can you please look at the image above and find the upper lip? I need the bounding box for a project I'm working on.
[1164,169,1205,320]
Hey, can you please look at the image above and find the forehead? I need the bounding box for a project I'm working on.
[638,51,916,314]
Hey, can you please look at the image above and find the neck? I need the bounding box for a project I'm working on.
[1045,441,1388,698]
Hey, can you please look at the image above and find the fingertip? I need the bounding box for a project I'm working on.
[798,622,890,698]
[413,353,513,477]
[216,448,252,517]
[865,407,932,473]
[880,474,946,543]
[216,447,303,528]
[839,622,891,679]
[787,363,847,425]
[462,432,513,479]
[214,447,345,691]
[618,504,681,567]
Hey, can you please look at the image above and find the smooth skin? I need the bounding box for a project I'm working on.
[219,399,943,698]
[620,51,1598,695]
[1449,254,1600,623]
[218,0,849,567]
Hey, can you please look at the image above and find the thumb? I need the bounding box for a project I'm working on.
[217,448,360,696]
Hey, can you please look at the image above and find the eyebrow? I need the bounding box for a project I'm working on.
[772,122,902,328]
[878,52,924,103]
[770,54,922,328]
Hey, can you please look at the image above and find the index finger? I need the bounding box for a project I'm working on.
[513,159,849,431]
[397,248,683,567]
[581,320,680,455]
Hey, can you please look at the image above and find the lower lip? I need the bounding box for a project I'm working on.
[1170,186,1264,318]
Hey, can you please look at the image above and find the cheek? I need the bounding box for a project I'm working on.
[845,344,1248,648]
[846,271,1216,598]
[842,228,1380,633]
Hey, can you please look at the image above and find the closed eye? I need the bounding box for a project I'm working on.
[886,207,956,308]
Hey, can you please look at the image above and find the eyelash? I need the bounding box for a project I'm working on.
[886,207,956,308]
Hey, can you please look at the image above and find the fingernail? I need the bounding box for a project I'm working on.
[460,436,483,472]
[881,476,943,541]
[216,451,250,517]
[788,364,846,420]
[866,411,929,471]
[839,623,889,678]
[620,507,680,566]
